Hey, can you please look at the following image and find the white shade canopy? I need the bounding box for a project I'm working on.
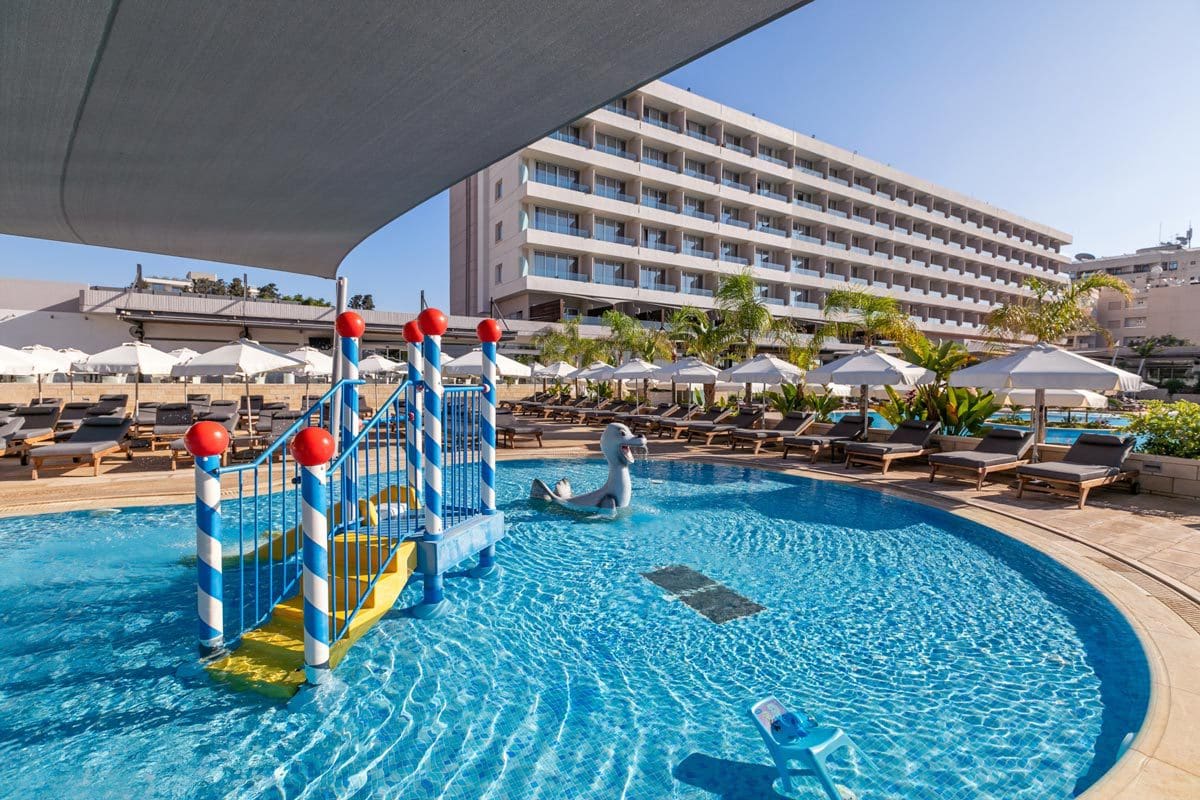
[807,348,936,387]
[58,347,89,363]
[441,348,532,378]
[21,345,74,374]
[654,357,722,384]
[719,353,806,385]
[949,342,1149,392]
[285,347,335,377]
[169,347,200,365]
[612,358,662,379]
[358,354,400,375]
[574,361,616,381]
[533,360,579,380]
[998,388,1108,409]
[173,339,303,378]
[75,341,179,376]
[806,383,853,398]
[0,344,40,376]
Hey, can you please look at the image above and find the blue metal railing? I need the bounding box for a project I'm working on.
[443,386,484,529]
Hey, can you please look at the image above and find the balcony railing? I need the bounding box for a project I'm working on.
[549,130,590,148]
[682,247,715,259]
[853,183,872,193]
[723,141,751,156]
[792,232,821,244]
[532,174,590,193]
[683,207,716,222]
[793,267,820,278]
[826,240,848,250]
[756,260,787,272]
[643,116,680,133]
[873,220,891,230]
[758,152,788,167]
[721,216,750,229]
[852,214,872,225]
[603,103,637,119]
[644,281,677,293]
[826,273,848,282]
[686,129,717,145]
[642,239,678,253]
[721,177,750,192]
[828,175,850,186]
[756,224,787,237]
[684,168,716,183]
[683,286,714,297]
[849,277,869,285]
[794,199,822,212]
[533,223,590,238]
[595,275,635,288]
[643,157,680,173]
[720,253,749,266]
[595,187,637,203]
[798,166,823,178]
[791,300,819,310]
[761,296,785,306]
[595,232,635,246]
[757,188,787,202]
[595,143,636,160]
[850,246,870,256]
[827,208,848,219]
[532,267,588,282]
[642,197,679,213]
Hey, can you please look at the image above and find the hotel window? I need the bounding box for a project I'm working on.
[643,187,669,208]
[533,206,579,235]
[594,217,627,243]
[682,234,705,256]
[1124,317,1147,328]
[494,263,503,283]
[686,120,708,137]
[596,133,628,154]
[681,273,703,293]
[644,106,670,125]
[531,251,579,280]
[1167,261,1179,270]
[721,207,741,224]
[594,260,627,287]
[639,266,667,289]
[790,288,810,305]
[721,242,739,259]
[792,256,809,270]
[755,249,771,266]
[1107,301,1123,311]
[684,196,706,214]
[754,284,770,299]
[798,158,815,170]
[494,221,503,242]
[724,169,742,183]
[533,161,579,189]
[643,145,668,164]
[643,227,669,248]
[684,158,708,177]
[551,124,582,144]
[494,180,503,200]
[595,174,627,200]
[725,134,742,148]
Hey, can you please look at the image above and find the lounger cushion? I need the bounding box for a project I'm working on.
[929,451,1022,468]
[784,434,853,447]
[153,425,193,436]
[887,419,941,446]
[844,441,924,456]
[975,427,1035,457]
[1017,461,1122,483]
[31,440,121,457]
[1063,433,1136,469]
[732,428,782,440]
[11,427,54,442]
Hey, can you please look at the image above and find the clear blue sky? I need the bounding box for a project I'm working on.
[1,0,1196,310]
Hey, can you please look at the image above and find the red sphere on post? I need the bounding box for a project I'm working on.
[335,310,366,339]
[290,427,336,467]
[184,421,230,458]
[417,307,448,337]
[476,318,502,343]
[402,320,424,343]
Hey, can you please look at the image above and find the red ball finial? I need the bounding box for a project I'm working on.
[402,320,424,343]
[417,307,448,337]
[184,421,230,457]
[476,318,502,343]
[290,427,336,467]
[335,311,366,339]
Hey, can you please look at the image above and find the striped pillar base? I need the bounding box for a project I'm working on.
[194,454,224,655]
[301,464,331,684]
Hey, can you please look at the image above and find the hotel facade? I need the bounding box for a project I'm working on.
[450,80,1072,342]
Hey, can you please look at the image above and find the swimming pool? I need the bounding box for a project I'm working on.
[0,459,1149,799]
[829,410,1136,446]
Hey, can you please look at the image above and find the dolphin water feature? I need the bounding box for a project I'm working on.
[531,422,648,514]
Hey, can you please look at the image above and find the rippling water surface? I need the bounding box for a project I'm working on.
[0,459,1149,799]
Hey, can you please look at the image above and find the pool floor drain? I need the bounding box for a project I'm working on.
[641,565,765,624]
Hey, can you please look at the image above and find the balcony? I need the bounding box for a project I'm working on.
[756,260,787,272]
[642,196,679,213]
[720,253,749,266]
[595,186,636,203]
[682,207,716,222]
[532,174,590,193]
[758,152,788,168]
[826,273,848,282]
[721,216,750,229]
[724,141,751,156]
[791,300,819,310]
[603,103,637,119]
[849,277,868,285]
[644,281,677,293]
[686,129,717,145]
[642,239,677,254]
[549,130,589,148]
[872,220,891,230]
[872,251,891,260]
[850,246,870,256]
[643,116,680,133]
[595,275,635,288]
[827,208,848,219]
[533,222,590,238]
[876,191,893,201]
[853,184,872,194]
[756,224,787,237]
[595,142,636,160]
[794,199,821,212]
[595,232,635,246]
[761,296,785,306]
[532,267,588,282]
[757,187,787,202]
[828,175,850,187]
[793,267,820,278]
[721,177,751,192]
[798,166,823,178]
[643,156,680,174]
[826,240,848,250]
[792,232,821,245]
[852,214,872,225]
[682,247,715,259]
[684,168,716,183]
[683,285,714,297]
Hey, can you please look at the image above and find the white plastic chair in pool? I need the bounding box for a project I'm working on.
[749,696,858,799]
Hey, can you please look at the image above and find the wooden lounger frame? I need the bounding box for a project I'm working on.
[499,427,543,448]
[844,446,939,475]
[1015,469,1139,510]
[781,439,852,464]
[30,441,133,479]
[928,459,1030,490]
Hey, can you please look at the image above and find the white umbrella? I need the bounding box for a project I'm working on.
[949,342,1149,454]
[574,361,615,380]
[173,339,304,425]
[21,345,72,400]
[358,354,401,408]
[655,357,721,384]
[721,353,806,403]
[807,383,853,398]
[169,348,200,364]
[75,341,179,409]
[442,348,532,378]
[286,346,335,399]
[58,347,90,400]
[532,360,577,380]
[612,358,661,403]
[998,388,1107,410]
[807,347,936,436]
[0,346,41,403]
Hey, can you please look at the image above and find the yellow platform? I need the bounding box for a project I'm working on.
[206,534,418,700]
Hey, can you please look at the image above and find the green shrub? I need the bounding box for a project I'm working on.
[1126,401,1200,459]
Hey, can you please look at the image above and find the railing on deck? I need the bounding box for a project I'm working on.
[443,385,484,528]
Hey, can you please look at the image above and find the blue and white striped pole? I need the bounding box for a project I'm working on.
[335,312,365,526]
[415,308,448,616]
[403,320,424,507]
[185,421,230,657]
[290,426,336,685]
[472,319,502,578]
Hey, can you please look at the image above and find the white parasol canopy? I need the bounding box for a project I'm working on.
[574,361,616,381]
[173,339,303,378]
[806,383,853,398]
[74,341,180,409]
[169,347,200,365]
[358,354,400,375]
[719,353,805,385]
[806,348,935,436]
[654,357,722,384]
[441,348,532,378]
[611,358,661,379]
[998,388,1107,410]
[0,344,40,377]
[533,360,579,380]
[285,347,334,377]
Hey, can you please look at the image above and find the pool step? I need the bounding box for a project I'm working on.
[206,537,417,699]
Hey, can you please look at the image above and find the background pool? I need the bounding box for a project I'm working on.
[0,460,1149,799]
[828,409,1136,446]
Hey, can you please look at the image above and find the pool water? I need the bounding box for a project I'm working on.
[0,460,1149,799]
[829,410,1136,446]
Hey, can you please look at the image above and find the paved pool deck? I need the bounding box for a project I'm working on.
[0,424,1197,796]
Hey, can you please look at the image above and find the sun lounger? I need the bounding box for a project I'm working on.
[927,428,1034,489]
[615,402,667,424]
[781,415,871,463]
[687,406,764,445]
[146,403,195,451]
[496,410,544,448]
[563,399,613,423]
[1015,433,1139,509]
[56,401,98,432]
[94,394,129,413]
[844,419,941,474]
[168,409,238,469]
[134,401,163,427]
[730,411,817,455]
[29,415,134,479]
[586,401,639,425]
[231,410,304,458]
[661,406,729,439]
[633,404,694,435]
[0,417,25,456]
[8,405,63,463]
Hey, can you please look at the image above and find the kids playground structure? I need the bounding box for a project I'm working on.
[186,308,505,697]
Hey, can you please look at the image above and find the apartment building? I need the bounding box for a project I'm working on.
[450,80,1073,341]
[1065,243,1200,350]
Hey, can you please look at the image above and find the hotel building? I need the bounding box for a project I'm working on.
[450,80,1073,342]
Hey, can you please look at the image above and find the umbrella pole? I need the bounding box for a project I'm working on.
[1032,387,1045,462]
[245,376,253,432]
[860,384,869,439]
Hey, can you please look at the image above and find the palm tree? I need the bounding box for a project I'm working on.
[667,306,730,405]
[1130,334,1191,377]
[818,289,918,347]
[985,274,1132,343]
[530,318,605,367]
[714,271,781,358]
